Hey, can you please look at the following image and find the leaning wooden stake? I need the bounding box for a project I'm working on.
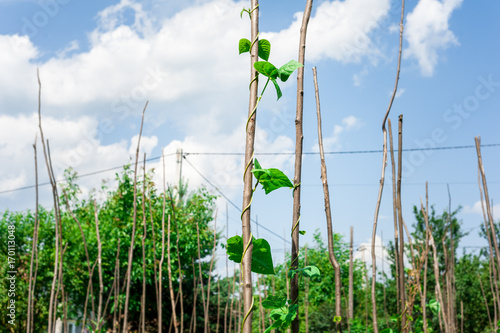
[304,245,310,333]
[113,240,121,333]
[160,149,169,333]
[206,213,219,333]
[122,101,148,333]
[312,66,342,331]
[140,154,147,333]
[475,136,500,331]
[388,119,400,314]
[349,227,354,331]
[27,137,40,333]
[290,2,314,332]
[196,221,208,333]
[167,214,179,333]
[37,70,64,333]
[475,137,500,285]
[421,184,448,332]
[479,166,499,330]
[370,1,405,330]
[94,200,104,331]
[396,115,406,331]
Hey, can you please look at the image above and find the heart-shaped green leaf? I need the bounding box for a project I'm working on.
[258,39,271,61]
[225,235,274,275]
[252,158,293,194]
[226,235,243,263]
[251,237,275,274]
[254,61,278,80]
[278,60,303,82]
[239,38,251,55]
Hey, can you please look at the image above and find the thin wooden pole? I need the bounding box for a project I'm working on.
[122,102,148,333]
[290,1,314,331]
[312,65,342,331]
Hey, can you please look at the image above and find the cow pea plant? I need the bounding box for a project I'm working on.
[226,13,320,332]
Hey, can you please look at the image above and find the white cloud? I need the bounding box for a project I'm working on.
[0,114,135,206]
[395,87,405,98]
[404,0,463,76]
[464,200,500,220]
[313,116,362,152]
[264,0,391,65]
[128,134,159,157]
[353,67,369,86]
[0,0,400,211]
[56,40,79,58]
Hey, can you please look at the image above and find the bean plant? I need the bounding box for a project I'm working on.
[226,8,319,332]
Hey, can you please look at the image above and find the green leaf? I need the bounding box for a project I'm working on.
[428,299,440,315]
[289,265,321,279]
[251,237,275,274]
[299,230,306,235]
[302,265,320,278]
[226,235,243,263]
[252,158,271,181]
[254,61,278,80]
[258,39,271,61]
[333,316,342,323]
[264,321,281,333]
[225,235,274,274]
[381,329,394,333]
[252,158,293,194]
[271,78,282,100]
[278,60,303,82]
[239,38,251,55]
[262,295,286,309]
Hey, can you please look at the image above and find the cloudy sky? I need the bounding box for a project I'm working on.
[0,0,499,266]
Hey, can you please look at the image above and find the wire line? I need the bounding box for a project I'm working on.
[1,143,498,194]
[182,155,291,245]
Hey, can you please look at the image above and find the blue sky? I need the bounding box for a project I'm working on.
[0,0,499,268]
